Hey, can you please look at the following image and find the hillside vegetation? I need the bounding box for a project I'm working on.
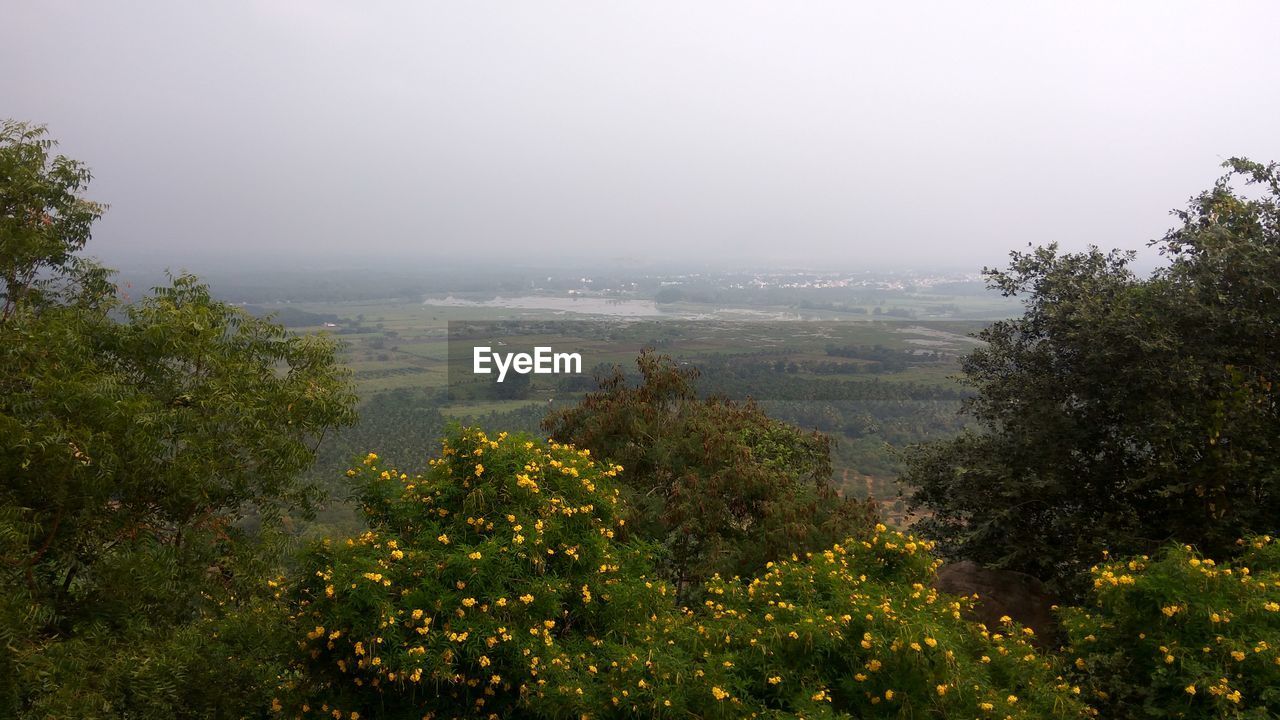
[2,123,1278,718]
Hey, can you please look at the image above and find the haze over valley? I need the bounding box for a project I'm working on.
[4,3,1280,719]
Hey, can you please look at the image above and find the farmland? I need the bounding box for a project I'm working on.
[266,286,1018,526]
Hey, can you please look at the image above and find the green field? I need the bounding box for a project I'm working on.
[275,293,1011,523]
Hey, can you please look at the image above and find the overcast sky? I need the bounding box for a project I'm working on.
[4,1,1278,272]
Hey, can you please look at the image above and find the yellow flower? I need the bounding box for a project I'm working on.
[711,686,729,701]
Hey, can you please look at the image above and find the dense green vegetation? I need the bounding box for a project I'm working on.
[905,159,1280,596]
[280,429,1088,720]
[544,352,877,597]
[1,122,357,717]
[3,124,1278,718]
[1062,537,1280,717]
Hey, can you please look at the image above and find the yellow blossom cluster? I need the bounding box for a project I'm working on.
[1062,536,1280,717]
[279,427,1095,720]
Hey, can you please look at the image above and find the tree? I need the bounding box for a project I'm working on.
[904,158,1280,594]
[0,121,104,322]
[491,368,533,400]
[543,351,876,596]
[0,121,358,717]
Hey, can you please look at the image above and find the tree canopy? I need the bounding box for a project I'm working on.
[0,121,358,717]
[905,158,1280,593]
[543,352,877,596]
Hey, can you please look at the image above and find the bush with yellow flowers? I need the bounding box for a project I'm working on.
[1062,537,1280,718]
[693,526,1089,719]
[275,427,745,719]
[276,427,1090,719]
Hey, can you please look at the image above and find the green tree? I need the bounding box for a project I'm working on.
[0,121,357,717]
[543,351,876,597]
[904,159,1280,593]
[0,121,105,321]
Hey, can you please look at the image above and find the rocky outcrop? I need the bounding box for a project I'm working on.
[933,560,1059,646]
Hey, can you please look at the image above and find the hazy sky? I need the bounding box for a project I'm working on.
[4,1,1278,272]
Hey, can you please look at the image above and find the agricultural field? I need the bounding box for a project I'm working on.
[268,288,1016,526]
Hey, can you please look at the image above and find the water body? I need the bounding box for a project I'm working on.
[424,295,838,322]
[424,295,670,317]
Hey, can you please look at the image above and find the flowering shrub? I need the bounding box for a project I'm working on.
[1062,538,1280,718]
[277,428,730,719]
[277,427,1091,719]
[695,527,1088,718]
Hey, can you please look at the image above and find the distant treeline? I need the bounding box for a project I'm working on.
[240,304,339,327]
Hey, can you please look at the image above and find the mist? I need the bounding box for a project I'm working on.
[3,1,1278,273]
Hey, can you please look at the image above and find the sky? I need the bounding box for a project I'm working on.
[3,1,1279,273]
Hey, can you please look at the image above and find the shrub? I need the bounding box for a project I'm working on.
[279,427,1089,719]
[1062,537,1280,718]
[277,427,719,719]
[695,526,1089,718]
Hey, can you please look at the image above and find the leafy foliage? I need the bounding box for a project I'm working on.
[0,122,357,717]
[279,427,703,719]
[696,531,1088,718]
[544,352,877,596]
[1062,537,1280,718]
[281,427,1089,719]
[905,159,1280,592]
[0,120,106,320]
